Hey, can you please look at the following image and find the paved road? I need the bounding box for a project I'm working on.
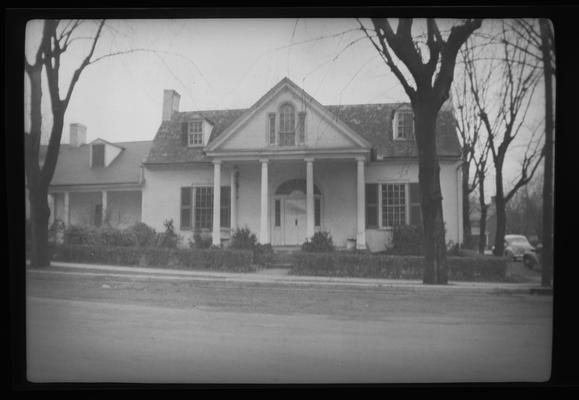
[26,268,552,384]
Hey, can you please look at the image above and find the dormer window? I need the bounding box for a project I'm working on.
[92,143,105,167]
[393,109,414,140]
[188,120,204,146]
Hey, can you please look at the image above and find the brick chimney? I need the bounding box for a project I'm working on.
[69,123,87,147]
[162,89,181,121]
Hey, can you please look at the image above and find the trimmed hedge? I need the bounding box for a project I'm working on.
[291,252,509,282]
[52,244,256,272]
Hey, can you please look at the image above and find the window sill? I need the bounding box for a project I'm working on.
[187,144,205,148]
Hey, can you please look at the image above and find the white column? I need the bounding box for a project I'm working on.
[101,190,108,226]
[259,159,269,244]
[230,167,237,231]
[212,160,222,246]
[305,157,315,240]
[356,157,367,250]
[64,192,70,227]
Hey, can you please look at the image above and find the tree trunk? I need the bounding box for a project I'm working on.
[414,104,448,284]
[540,18,554,287]
[493,166,507,256]
[28,184,51,268]
[478,170,488,254]
[462,161,473,249]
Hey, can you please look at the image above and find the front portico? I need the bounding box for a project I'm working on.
[207,150,369,249]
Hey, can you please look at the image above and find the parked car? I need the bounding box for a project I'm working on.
[503,234,537,262]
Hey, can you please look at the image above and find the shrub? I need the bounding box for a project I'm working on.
[155,219,182,248]
[230,227,257,250]
[390,224,424,255]
[48,219,65,245]
[301,231,335,252]
[98,226,137,247]
[52,244,255,272]
[63,225,100,246]
[291,252,508,282]
[254,243,274,267]
[126,222,157,247]
[190,232,212,249]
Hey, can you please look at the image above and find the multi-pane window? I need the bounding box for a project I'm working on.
[279,103,296,146]
[268,113,276,145]
[382,184,406,227]
[195,187,213,229]
[188,121,203,146]
[180,186,231,230]
[395,110,414,140]
[92,144,105,167]
[365,183,418,228]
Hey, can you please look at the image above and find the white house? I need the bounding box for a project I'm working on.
[43,77,462,252]
[43,123,151,230]
[139,77,463,252]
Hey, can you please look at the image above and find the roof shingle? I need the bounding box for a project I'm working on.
[49,140,152,187]
[144,103,460,164]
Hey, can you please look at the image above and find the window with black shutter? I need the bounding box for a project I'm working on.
[365,183,379,228]
[92,144,105,167]
[409,182,422,225]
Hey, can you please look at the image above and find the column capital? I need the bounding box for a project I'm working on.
[355,156,366,163]
[259,158,269,164]
[212,159,222,165]
[304,157,315,163]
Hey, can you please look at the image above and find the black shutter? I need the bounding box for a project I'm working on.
[180,187,192,229]
[181,122,188,146]
[409,182,422,225]
[365,183,379,228]
[220,186,231,228]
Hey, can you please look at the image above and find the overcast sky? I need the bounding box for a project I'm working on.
[24,18,547,198]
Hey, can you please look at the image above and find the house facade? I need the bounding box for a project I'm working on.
[41,77,462,252]
[140,78,464,252]
[42,123,152,230]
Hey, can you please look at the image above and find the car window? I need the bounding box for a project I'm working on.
[508,237,528,245]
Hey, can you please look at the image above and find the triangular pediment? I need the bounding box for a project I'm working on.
[206,78,371,153]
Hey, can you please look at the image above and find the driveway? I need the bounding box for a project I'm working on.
[26,267,552,384]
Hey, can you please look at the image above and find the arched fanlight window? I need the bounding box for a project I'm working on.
[279,103,296,133]
[279,103,296,145]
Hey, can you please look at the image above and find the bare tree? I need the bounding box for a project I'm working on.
[359,18,482,284]
[452,41,490,249]
[25,20,128,268]
[465,21,544,257]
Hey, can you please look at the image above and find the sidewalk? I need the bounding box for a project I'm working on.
[27,261,547,295]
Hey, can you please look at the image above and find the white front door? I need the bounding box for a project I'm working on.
[284,191,307,245]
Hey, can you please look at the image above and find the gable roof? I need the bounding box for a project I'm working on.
[206,77,372,151]
[144,80,461,165]
[48,140,152,187]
